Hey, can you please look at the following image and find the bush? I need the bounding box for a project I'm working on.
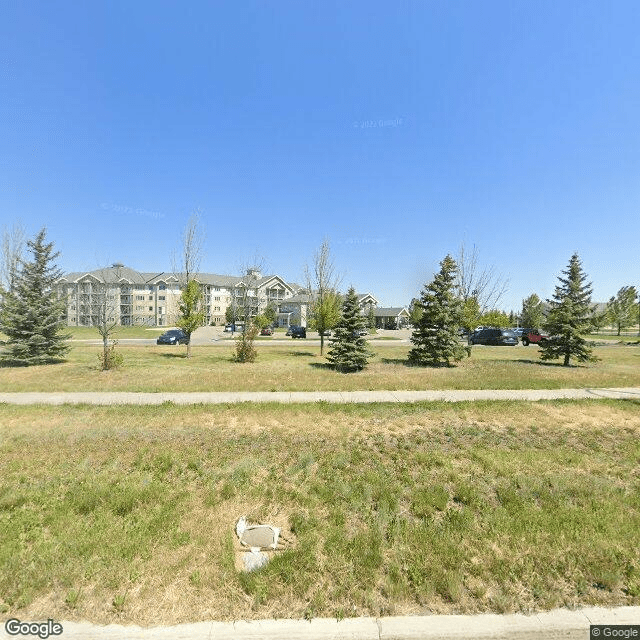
[97,341,124,370]
[233,323,258,363]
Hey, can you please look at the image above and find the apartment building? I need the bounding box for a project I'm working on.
[56,264,298,327]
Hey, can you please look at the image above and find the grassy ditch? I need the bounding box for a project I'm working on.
[0,400,638,624]
[1,344,640,392]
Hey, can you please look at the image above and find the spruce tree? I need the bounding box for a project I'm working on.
[408,254,468,367]
[1,228,70,365]
[327,286,373,372]
[540,253,597,366]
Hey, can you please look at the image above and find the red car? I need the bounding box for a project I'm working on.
[260,327,273,336]
[522,330,549,346]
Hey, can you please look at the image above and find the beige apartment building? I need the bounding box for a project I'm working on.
[57,264,299,327]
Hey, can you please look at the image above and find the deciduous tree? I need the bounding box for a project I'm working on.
[478,309,510,328]
[455,242,508,313]
[520,293,544,329]
[305,239,342,355]
[606,286,638,336]
[174,213,205,357]
[176,279,204,358]
[0,222,25,298]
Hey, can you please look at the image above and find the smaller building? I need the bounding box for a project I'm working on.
[374,307,410,329]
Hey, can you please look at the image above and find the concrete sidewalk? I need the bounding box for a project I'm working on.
[0,387,639,405]
[2,607,638,639]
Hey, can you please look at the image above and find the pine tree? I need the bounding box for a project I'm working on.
[327,286,373,372]
[540,253,597,366]
[1,228,70,365]
[408,255,468,367]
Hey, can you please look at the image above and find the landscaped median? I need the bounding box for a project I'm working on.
[1,400,638,625]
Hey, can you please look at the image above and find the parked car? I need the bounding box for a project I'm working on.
[156,329,189,345]
[521,329,549,346]
[468,328,518,346]
[319,329,332,336]
[511,327,525,337]
[285,325,299,336]
[290,326,307,338]
[260,327,273,336]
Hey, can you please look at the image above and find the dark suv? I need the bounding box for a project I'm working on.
[468,328,518,346]
[156,329,189,345]
[290,326,307,339]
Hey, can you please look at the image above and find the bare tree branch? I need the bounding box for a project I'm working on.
[304,238,343,354]
[455,242,509,313]
[0,223,26,294]
[172,211,204,286]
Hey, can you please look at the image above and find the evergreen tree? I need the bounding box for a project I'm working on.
[327,286,373,372]
[367,304,376,331]
[1,228,70,365]
[540,253,597,366]
[520,293,544,329]
[408,255,468,367]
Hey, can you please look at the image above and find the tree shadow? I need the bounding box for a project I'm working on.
[159,352,189,360]
[0,358,68,367]
[513,358,585,368]
[291,351,317,357]
[308,362,334,370]
[381,357,412,366]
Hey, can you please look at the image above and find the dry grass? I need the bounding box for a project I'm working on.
[1,344,639,392]
[1,400,639,624]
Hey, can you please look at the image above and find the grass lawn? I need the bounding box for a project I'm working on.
[67,326,168,339]
[1,344,639,392]
[1,400,638,624]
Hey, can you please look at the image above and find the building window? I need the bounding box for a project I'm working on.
[148,295,153,300]
[159,295,165,300]
[136,295,144,300]
[149,307,153,312]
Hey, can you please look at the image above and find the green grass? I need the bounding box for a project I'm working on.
[1,343,639,392]
[0,400,638,624]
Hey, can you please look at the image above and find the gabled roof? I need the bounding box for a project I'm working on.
[280,293,310,305]
[58,266,149,284]
[374,307,409,317]
[357,293,379,306]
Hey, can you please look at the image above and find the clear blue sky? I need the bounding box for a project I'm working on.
[1,1,638,311]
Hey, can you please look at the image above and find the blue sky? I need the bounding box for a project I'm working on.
[1,1,639,311]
